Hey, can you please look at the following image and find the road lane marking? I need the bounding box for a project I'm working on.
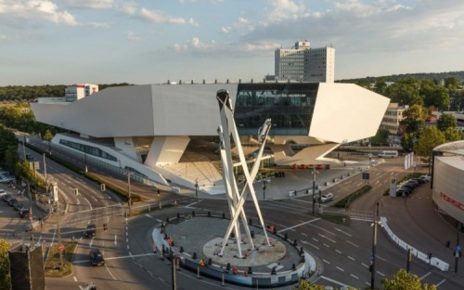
[89,237,94,248]
[73,276,78,282]
[419,272,431,280]
[436,279,446,287]
[335,249,342,255]
[318,233,336,243]
[350,274,359,280]
[277,218,321,233]
[334,227,353,237]
[144,214,153,219]
[323,243,330,248]
[322,259,330,265]
[320,276,353,289]
[105,264,117,280]
[348,256,356,261]
[361,263,369,268]
[114,235,117,246]
[312,237,319,242]
[184,200,201,208]
[301,233,308,237]
[346,240,359,248]
[377,271,386,277]
[376,255,387,262]
[336,266,345,272]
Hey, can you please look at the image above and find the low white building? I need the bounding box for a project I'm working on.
[432,141,464,224]
[380,103,408,135]
[31,82,388,194]
[65,83,99,102]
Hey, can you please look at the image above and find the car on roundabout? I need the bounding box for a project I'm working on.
[319,192,334,203]
[89,248,105,266]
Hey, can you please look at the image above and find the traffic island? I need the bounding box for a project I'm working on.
[152,213,318,288]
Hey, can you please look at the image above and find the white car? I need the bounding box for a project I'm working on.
[320,193,334,203]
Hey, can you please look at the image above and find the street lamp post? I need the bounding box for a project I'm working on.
[127,172,133,214]
[370,202,380,289]
[262,181,266,201]
[311,169,317,216]
[195,180,199,199]
[455,222,462,273]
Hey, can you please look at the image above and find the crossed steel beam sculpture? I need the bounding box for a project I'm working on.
[216,89,271,259]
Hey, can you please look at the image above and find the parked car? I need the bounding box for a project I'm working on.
[84,224,97,238]
[89,248,105,266]
[19,207,30,218]
[320,193,334,203]
[13,202,24,211]
[8,198,18,207]
[0,189,6,198]
[2,193,12,202]
[0,174,15,183]
[418,175,431,182]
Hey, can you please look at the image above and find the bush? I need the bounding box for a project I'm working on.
[334,185,372,209]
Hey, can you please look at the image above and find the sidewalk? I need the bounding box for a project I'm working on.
[380,184,464,275]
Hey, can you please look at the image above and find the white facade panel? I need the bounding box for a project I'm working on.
[433,156,464,224]
[151,84,237,136]
[309,83,389,143]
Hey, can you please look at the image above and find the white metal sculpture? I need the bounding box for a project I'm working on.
[216,89,272,258]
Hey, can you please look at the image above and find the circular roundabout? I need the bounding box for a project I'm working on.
[152,212,318,288]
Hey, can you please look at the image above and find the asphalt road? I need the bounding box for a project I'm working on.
[4,146,463,290]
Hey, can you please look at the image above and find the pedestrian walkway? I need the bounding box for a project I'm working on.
[380,184,464,278]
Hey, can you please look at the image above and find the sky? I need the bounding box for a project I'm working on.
[0,0,463,85]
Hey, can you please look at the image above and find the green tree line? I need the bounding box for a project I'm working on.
[0,83,131,101]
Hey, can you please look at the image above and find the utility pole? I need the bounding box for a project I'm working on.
[43,153,48,183]
[406,248,412,273]
[195,179,198,199]
[311,169,317,216]
[455,222,461,273]
[370,202,380,290]
[127,172,132,215]
[171,256,179,290]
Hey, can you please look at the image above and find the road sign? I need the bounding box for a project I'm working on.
[58,243,65,252]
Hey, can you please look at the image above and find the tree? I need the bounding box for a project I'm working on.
[43,129,54,141]
[374,78,387,94]
[445,77,460,90]
[385,79,423,106]
[296,280,325,290]
[401,133,416,152]
[444,127,463,142]
[383,269,437,290]
[370,128,390,145]
[414,127,445,158]
[421,81,450,110]
[0,239,11,290]
[437,113,457,131]
[401,104,427,133]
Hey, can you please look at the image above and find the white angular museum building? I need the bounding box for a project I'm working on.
[31,82,389,194]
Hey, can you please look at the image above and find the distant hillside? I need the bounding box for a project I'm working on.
[339,71,464,84]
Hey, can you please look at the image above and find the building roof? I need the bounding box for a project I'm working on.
[31,83,389,142]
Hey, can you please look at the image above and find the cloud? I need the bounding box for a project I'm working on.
[139,8,198,25]
[178,0,223,3]
[0,0,77,25]
[62,0,113,9]
[240,0,464,54]
[119,3,198,26]
[265,0,308,23]
[221,16,254,34]
[173,36,278,56]
[126,31,141,41]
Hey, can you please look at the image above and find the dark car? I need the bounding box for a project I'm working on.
[8,198,18,207]
[1,193,11,202]
[84,224,96,238]
[19,207,30,218]
[13,202,24,211]
[89,248,104,266]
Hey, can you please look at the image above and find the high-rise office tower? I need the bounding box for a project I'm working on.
[275,41,335,83]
